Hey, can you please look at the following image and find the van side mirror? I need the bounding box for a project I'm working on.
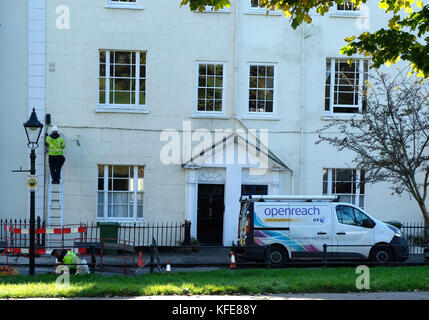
[362,219,375,228]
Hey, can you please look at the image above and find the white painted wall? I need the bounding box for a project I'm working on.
[0,1,30,220]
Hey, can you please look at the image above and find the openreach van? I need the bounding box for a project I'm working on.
[236,195,409,266]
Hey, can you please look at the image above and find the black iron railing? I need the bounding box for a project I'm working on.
[402,222,429,254]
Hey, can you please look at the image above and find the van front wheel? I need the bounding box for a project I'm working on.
[370,246,393,264]
[268,245,288,267]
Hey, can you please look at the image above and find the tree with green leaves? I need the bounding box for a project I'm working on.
[180,0,429,78]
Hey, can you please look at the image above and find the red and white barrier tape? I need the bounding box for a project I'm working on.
[8,227,86,235]
[6,247,88,255]
[6,226,88,256]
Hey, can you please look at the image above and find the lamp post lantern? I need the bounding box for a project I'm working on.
[23,108,44,276]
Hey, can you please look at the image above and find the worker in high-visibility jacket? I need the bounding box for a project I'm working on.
[52,249,79,274]
[45,126,65,184]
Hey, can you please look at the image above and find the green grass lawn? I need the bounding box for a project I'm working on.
[0,266,428,298]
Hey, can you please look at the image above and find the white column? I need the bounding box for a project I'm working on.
[184,168,198,239]
[223,165,242,246]
[28,0,46,219]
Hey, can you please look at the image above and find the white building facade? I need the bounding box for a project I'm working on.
[1,0,426,246]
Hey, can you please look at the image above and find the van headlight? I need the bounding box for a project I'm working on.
[387,225,403,237]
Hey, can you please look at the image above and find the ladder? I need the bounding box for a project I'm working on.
[47,177,63,226]
[47,177,64,248]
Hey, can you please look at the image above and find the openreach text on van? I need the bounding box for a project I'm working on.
[264,206,321,217]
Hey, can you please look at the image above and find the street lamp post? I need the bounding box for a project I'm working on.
[23,108,44,276]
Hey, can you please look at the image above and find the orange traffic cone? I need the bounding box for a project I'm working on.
[138,251,144,267]
[230,251,236,269]
[166,260,171,272]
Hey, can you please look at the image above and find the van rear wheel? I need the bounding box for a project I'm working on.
[370,246,393,264]
[268,245,288,267]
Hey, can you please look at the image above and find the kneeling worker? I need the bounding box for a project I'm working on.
[51,249,89,275]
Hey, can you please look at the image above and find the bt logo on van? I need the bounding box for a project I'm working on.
[313,217,327,224]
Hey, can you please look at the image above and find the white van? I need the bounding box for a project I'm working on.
[236,195,409,266]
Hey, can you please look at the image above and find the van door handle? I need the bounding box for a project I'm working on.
[317,232,327,235]
[336,232,346,235]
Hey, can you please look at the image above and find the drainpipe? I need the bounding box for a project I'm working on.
[299,23,305,195]
[232,0,239,123]
[43,131,47,222]
[299,23,312,195]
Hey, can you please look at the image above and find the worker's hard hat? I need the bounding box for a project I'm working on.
[52,126,59,132]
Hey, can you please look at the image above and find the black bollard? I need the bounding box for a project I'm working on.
[150,244,154,273]
[322,244,328,268]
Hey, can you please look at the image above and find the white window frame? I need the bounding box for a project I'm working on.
[332,0,362,17]
[105,0,144,10]
[325,58,368,115]
[323,168,365,208]
[249,0,264,11]
[247,63,277,116]
[97,165,144,222]
[97,50,149,113]
[246,0,282,15]
[250,0,260,8]
[195,61,226,117]
[202,5,231,13]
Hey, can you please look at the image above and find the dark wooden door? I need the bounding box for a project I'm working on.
[197,184,224,245]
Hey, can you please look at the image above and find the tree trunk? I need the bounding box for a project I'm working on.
[417,200,429,227]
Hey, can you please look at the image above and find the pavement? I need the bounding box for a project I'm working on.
[0,246,427,276]
[0,246,232,275]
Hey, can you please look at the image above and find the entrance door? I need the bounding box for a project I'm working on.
[197,184,225,245]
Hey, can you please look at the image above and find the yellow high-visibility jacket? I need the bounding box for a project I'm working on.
[46,135,65,156]
[62,251,78,270]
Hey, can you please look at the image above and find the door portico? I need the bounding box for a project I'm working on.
[183,133,292,246]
